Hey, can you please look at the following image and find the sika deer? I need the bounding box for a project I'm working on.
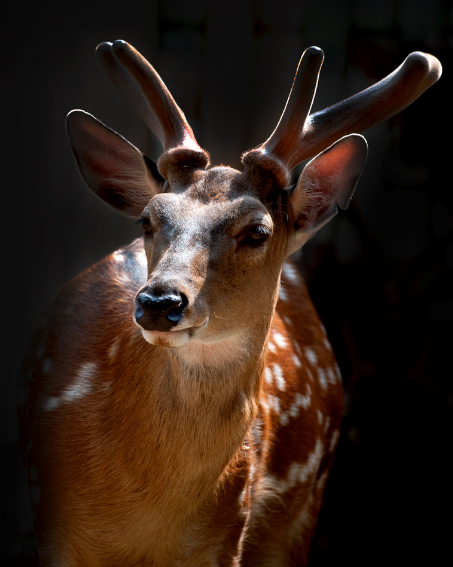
[19,41,441,566]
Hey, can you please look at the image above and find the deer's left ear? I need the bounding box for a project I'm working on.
[286,134,368,255]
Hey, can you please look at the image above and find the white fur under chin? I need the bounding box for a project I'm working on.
[141,328,249,368]
[141,328,191,347]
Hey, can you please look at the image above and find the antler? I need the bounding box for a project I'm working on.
[96,40,210,178]
[242,47,442,187]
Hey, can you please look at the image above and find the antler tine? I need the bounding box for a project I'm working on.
[242,47,323,188]
[243,50,441,188]
[96,42,165,145]
[99,40,209,177]
[294,51,442,167]
[262,47,324,163]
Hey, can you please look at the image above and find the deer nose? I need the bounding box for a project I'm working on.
[135,290,188,330]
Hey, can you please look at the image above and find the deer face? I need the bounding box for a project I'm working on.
[132,167,286,348]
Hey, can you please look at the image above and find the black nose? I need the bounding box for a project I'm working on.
[135,290,188,330]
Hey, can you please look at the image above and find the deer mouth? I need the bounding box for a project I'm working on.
[139,318,209,348]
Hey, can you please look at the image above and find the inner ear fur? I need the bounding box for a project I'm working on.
[66,110,164,217]
[290,134,368,234]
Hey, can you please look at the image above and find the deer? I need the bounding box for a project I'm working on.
[18,40,441,566]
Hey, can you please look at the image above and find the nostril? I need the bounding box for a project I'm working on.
[165,293,188,324]
[135,304,145,320]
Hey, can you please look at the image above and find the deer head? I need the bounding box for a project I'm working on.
[66,40,441,358]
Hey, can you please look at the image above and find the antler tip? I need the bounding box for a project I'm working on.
[303,46,324,64]
[409,51,442,83]
[407,51,442,83]
[112,39,130,53]
[96,41,112,50]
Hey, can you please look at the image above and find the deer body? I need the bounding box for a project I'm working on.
[19,41,441,566]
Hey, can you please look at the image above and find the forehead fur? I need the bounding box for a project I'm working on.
[168,164,279,205]
[184,166,242,204]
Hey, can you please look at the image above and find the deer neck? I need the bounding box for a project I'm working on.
[110,318,271,505]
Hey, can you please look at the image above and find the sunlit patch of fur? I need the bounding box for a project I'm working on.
[173,334,250,370]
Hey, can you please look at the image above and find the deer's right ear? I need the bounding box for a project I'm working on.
[66,110,164,217]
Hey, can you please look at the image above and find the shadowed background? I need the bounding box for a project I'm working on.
[1,0,452,565]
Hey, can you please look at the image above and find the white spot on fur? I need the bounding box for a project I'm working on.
[323,337,332,351]
[43,396,61,411]
[318,368,328,389]
[267,341,277,354]
[113,250,125,262]
[283,316,291,326]
[273,332,288,349]
[252,418,263,446]
[289,386,312,416]
[279,285,289,302]
[42,362,97,411]
[329,429,340,452]
[272,364,286,390]
[280,412,290,426]
[293,342,302,356]
[324,416,331,434]
[298,439,324,484]
[293,354,301,368]
[61,362,96,402]
[260,396,270,415]
[275,439,324,493]
[264,367,273,385]
[268,394,281,415]
[327,367,337,384]
[282,263,301,285]
[317,410,324,425]
[305,348,317,365]
[334,362,342,381]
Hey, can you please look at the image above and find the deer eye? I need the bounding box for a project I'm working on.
[240,225,271,247]
[139,215,153,235]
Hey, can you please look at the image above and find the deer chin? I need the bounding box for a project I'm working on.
[140,328,192,347]
[139,317,209,348]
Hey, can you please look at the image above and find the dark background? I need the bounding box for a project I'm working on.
[1,0,452,565]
